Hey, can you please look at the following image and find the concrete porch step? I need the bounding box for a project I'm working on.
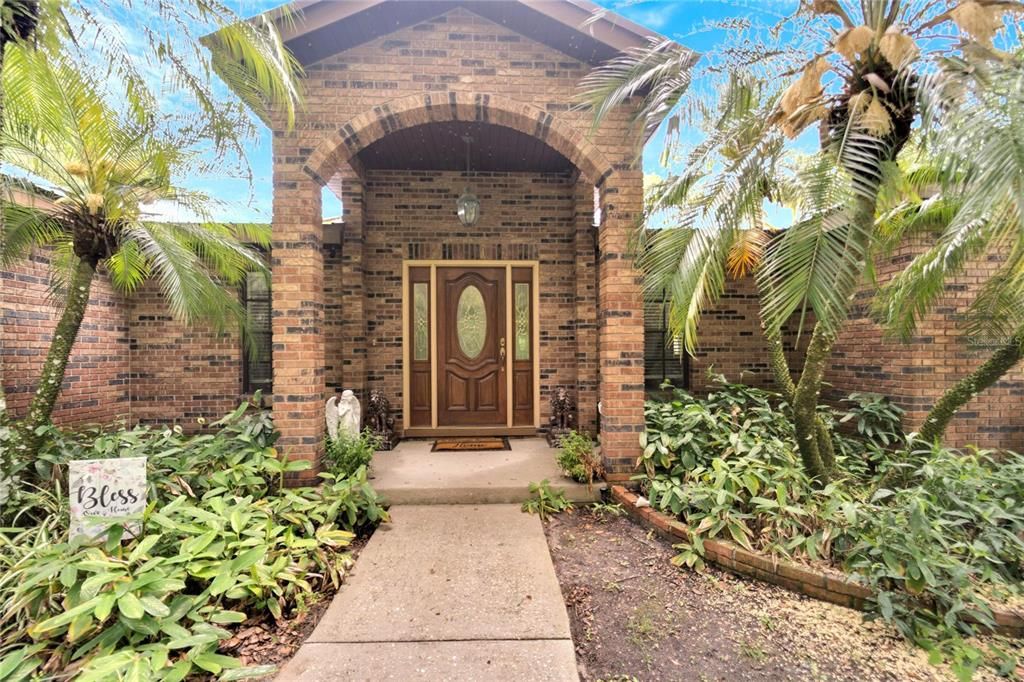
[368,438,603,505]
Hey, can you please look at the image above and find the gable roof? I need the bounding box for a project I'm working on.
[270,0,667,66]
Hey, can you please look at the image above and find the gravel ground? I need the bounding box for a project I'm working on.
[544,508,1022,682]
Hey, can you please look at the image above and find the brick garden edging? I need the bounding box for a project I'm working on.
[610,485,1024,637]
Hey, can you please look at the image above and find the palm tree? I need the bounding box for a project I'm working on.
[0,0,48,416]
[1,45,270,453]
[632,74,850,477]
[582,0,1021,481]
[0,0,301,154]
[0,0,301,417]
[874,56,1024,442]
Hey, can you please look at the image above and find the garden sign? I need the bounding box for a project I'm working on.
[69,457,147,540]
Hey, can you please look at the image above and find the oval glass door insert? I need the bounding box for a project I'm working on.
[456,285,487,359]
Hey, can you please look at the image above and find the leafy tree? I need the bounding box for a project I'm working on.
[0,45,270,453]
[583,1,1023,479]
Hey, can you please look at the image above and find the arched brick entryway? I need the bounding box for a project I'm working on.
[302,92,615,188]
[271,92,644,484]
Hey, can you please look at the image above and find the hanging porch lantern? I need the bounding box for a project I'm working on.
[456,135,480,226]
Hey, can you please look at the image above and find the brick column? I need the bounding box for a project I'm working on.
[339,169,367,402]
[574,178,599,435]
[272,163,324,483]
[597,170,645,480]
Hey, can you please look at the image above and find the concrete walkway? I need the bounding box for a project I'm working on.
[276,505,578,681]
[368,437,601,504]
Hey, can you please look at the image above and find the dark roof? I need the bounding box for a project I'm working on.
[270,0,668,66]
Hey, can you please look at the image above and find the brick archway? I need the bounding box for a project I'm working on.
[302,92,616,188]
[273,93,644,485]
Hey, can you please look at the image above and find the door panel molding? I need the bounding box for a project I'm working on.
[437,266,507,426]
[402,260,540,433]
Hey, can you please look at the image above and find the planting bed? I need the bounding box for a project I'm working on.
[544,509,1021,681]
[221,535,370,671]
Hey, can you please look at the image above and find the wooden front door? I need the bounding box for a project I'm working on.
[437,267,507,426]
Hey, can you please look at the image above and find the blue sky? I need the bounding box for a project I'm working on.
[146,0,798,222]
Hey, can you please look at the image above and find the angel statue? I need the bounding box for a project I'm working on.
[337,390,362,439]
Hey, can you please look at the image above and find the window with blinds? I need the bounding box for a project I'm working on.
[644,293,689,391]
[242,271,272,394]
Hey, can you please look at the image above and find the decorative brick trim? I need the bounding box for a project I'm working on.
[301,165,328,187]
[610,485,1024,637]
[304,92,615,186]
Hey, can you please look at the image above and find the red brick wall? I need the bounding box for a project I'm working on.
[126,282,244,428]
[574,179,600,435]
[826,241,1024,450]
[4,244,1020,453]
[688,274,808,395]
[1,251,130,427]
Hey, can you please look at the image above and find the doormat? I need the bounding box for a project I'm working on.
[431,437,510,452]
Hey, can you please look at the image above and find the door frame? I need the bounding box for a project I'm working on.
[402,260,540,433]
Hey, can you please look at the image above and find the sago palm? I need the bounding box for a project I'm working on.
[0,0,301,417]
[0,46,270,453]
[582,0,1022,481]
[634,74,853,477]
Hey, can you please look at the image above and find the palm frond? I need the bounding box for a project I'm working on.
[757,153,866,336]
[964,245,1024,344]
[630,73,793,352]
[0,203,65,265]
[877,54,1024,340]
[204,12,304,128]
[659,225,736,354]
[577,37,699,140]
[727,228,769,278]
[2,42,269,354]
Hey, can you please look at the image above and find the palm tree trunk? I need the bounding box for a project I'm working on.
[766,326,836,474]
[790,191,877,482]
[919,333,1023,443]
[791,324,834,481]
[21,259,96,452]
[0,45,7,423]
[766,327,796,399]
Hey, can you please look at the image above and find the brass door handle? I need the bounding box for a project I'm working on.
[499,337,506,364]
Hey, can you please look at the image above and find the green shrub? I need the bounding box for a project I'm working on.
[521,480,573,522]
[555,430,602,485]
[639,377,797,479]
[643,391,855,564]
[641,380,1024,678]
[839,392,905,447]
[842,443,1024,678]
[0,398,389,681]
[588,502,625,520]
[324,429,380,478]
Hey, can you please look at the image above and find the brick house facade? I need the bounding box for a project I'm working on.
[2,1,1020,479]
[266,1,651,482]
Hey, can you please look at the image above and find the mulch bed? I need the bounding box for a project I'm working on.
[544,509,1019,682]
[217,534,370,670]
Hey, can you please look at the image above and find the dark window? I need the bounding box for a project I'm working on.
[242,271,272,394]
[644,292,689,391]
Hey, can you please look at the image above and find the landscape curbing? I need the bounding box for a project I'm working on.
[610,485,1024,637]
